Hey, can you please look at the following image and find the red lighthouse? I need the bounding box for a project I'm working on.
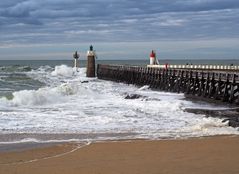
[150,50,156,65]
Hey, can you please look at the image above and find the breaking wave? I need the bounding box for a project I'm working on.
[51,65,74,77]
[6,83,77,106]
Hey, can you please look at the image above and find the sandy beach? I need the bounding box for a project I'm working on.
[0,136,239,174]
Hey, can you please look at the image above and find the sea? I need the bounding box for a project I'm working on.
[0,59,239,150]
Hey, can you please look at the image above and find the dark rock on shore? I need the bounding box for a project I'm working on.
[184,108,239,128]
[124,93,161,101]
[144,98,161,101]
[81,81,89,83]
[125,94,143,99]
[223,117,239,128]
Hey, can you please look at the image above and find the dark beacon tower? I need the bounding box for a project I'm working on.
[73,51,79,71]
[86,45,96,77]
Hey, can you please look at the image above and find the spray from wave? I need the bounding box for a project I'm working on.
[51,65,74,77]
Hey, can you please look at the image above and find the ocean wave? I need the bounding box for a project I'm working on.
[1,82,78,106]
[26,64,83,86]
[0,64,238,142]
[0,65,32,72]
[51,65,74,77]
[0,65,85,106]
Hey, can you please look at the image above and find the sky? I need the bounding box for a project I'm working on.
[0,0,239,60]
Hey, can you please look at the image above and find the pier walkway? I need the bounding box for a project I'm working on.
[97,64,239,105]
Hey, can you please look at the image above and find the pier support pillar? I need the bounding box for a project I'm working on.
[87,45,96,77]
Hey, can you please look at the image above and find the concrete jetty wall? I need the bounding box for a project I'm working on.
[97,64,239,105]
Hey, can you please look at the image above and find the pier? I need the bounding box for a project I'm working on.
[97,64,239,105]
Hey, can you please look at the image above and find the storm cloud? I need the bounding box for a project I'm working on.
[0,0,239,59]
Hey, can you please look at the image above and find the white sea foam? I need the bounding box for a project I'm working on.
[0,82,78,106]
[0,138,84,145]
[51,65,74,77]
[0,65,238,143]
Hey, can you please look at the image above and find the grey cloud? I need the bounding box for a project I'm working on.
[1,0,38,17]
[0,0,239,46]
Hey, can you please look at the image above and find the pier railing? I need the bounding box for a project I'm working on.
[97,64,239,105]
[147,64,239,71]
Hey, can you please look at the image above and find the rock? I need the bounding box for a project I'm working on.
[125,94,142,99]
[185,108,239,128]
[222,118,229,123]
[228,120,239,128]
[145,98,161,101]
[81,81,89,83]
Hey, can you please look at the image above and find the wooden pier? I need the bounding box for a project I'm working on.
[97,64,239,105]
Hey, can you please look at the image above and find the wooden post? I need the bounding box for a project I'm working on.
[177,70,184,93]
[160,69,165,90]
[208,72,215,98]
[203,73,210,97]
[214,73,222,100]
[229,74,236,103]
[192,71,198,95]
[186,71,192,94]
[222,74,230,102]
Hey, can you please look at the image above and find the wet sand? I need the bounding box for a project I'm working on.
[1,136,239,174]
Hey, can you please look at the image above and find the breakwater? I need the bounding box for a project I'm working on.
[97,64,239,105]
[148,64,239,71]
